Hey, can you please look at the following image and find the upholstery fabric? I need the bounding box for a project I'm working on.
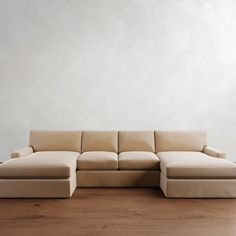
[155,131,207,152]
[158,151,236,179]
[3,129,236,198]
[0,151,79,178]
[82,131,118,153]
[118,151,160,170]
[11,146,33,159]
[77,171,160,187]
[119,131,155,152]
[0,172,77,198]
[77,151,118,170]
[203,146,226,159]
[30,130,82,152]
[161,173,236,198]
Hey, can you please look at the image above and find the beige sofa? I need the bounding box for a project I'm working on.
[0,130,235,198]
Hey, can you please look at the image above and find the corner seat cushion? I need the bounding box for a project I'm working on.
[77,151,118,170]
[119,151,160,170]
[157,151,236,179]
[0,151,79,179]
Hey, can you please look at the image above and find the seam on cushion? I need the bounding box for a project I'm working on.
[81,131,85,153]
[118,151,120,170]
[117,130,119,154]
[79,131,82,153]
[154,130,157,153]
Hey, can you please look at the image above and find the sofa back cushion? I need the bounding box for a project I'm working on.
[155,131,207,152]
[82,131,118,153]
[29,130,82,152]
[119,131,155,152]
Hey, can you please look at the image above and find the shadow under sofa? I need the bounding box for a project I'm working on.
[0,130,236,198]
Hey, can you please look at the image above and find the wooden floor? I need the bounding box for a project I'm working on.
[1,188,236,236]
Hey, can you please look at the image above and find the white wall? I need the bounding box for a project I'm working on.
[0,0,236,161]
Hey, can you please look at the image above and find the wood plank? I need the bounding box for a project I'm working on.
[0,188,236,236]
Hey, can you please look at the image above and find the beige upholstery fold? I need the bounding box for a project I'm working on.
[119,151,160,170]
[82,131,118,152]
[11,146,33,159]
[30,130,82,152]
[158,151,236,179]
[119,131,155,152]
[78,151,118,170]
[0,151,79,178]
[203,146,226,159]
[155,131,207,152]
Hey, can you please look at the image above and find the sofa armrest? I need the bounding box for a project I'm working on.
[11,147,34,159]
[203,146,226,159]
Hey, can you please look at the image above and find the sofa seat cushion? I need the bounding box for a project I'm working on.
[0,151,79,179]
[119,151,160,170]
[157,151,236,179]
[77,152,118,170]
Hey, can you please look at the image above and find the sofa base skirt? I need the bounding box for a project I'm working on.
[0,172,77,198]
[161,173,236,198]
[77,170,160,187]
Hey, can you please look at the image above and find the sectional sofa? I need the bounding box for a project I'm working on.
[0,130,236,198]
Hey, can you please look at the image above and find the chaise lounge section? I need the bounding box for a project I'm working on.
[0,131,81,198]
[0,130,235,198]
[155,131,236,198]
